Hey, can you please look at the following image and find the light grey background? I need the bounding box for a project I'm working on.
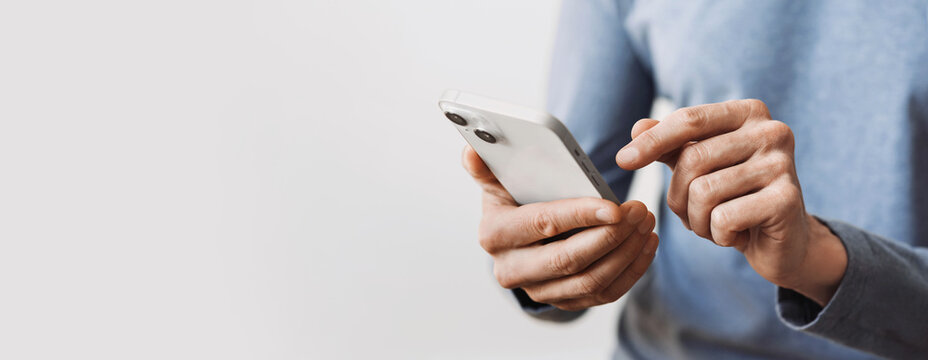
[0,1,664,359]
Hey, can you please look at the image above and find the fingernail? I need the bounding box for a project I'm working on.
[596,208,615,222]
[616,146,639,164]
[626,205,646,224]
[642,236,658,255]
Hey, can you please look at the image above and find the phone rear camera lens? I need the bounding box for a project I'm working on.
[474,129,496,143]
[445,112,467,126]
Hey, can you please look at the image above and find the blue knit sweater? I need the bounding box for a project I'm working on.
[523,1,928,358]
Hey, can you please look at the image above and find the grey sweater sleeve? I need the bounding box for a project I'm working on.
[776,217,928,358]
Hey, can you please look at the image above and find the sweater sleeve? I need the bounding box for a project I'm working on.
[514,0,655,322]
[776,217,928,358]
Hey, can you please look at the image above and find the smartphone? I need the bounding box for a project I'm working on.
[438,90,618,205]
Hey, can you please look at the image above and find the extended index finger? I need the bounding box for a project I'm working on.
[615,100,762,170]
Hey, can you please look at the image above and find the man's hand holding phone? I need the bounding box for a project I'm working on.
[463,146,658,311]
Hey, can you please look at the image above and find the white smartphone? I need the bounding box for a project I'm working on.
[439,90,619,205]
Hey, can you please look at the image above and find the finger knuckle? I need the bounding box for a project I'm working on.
[676,107,707,129]
[548,247,580,275]
[785,185,802,204]
[709,227,733,247]
[769,182,796,201]
[666,193,686,216]
[523,288,547,304]
[772,184,802,212]
[576,273,606,297]
[692,143,713,164]
[763,152,793,175]
[493,264,518,289]
[599,224,624,247]
[531,210,560,238]
[677,145,710,174]
[691,217,713,239]
[570,204,592,226]
[744,98,769,115]
[714,235,733,247]
[689,176,714,202]
[713,229,737,246]
[710,206,734,232]
[759,120,794,147]
[477,224,502,254]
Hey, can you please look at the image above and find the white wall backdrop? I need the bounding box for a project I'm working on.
[0,1,664,359]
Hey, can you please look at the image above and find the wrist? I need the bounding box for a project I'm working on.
[789,215,848,306]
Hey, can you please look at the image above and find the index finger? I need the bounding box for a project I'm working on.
[615,100,762,170]
[482,199,642,251]
[462,145,516,206]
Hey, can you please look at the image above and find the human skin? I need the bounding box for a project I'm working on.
[615,99,847,306]
[462,146,659,311]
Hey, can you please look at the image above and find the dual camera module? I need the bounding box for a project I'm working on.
[444,112,496,143]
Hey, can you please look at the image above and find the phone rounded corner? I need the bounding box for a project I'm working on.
[536,113,573,140]
[438,89,461,110]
